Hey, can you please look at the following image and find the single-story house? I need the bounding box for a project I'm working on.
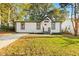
[15,17,62,34]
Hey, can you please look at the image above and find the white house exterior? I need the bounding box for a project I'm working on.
[15,17,61,34]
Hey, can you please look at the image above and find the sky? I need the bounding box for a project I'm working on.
[54,3,60,8]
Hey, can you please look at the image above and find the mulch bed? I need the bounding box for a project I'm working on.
[0,32,15,34]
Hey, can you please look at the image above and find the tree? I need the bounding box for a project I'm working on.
[59,3,78,36]
[28,3,52,22]
[48,8,67,22]
[0,3,31,31]
[13,3,31,21]
[0,3,13,31]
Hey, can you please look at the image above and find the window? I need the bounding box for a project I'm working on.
[51,23,55,30]
[37,23,40,30]
[21,22,25,30]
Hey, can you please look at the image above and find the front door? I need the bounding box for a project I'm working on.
[43,26,50,34]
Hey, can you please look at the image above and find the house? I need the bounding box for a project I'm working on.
[15,17,62,34]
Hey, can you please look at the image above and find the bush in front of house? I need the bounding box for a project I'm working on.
[0,25,15,32]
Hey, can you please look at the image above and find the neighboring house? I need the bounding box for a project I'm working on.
[62,19,79,35]
[15,17,62,34]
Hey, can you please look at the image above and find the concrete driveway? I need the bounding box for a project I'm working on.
[0,33,26,49]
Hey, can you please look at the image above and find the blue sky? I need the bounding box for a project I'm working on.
[54,3,60,8]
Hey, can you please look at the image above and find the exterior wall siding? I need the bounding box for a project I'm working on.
[25,23,42,33]
[51,22,61,33]
[16,22,42,33]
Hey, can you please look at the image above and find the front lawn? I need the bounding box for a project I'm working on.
[0,35,79,56]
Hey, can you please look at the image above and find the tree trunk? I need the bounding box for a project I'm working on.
[8,8,11,28]
[74,3,78,36]
[0,10,2,30]
[71,4,75,35]
[0,10,1,29]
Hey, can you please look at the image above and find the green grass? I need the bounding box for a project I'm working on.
[0,35,79,56]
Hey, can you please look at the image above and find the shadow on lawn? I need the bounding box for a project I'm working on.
[61,34,79,47]
[63,34,79,39]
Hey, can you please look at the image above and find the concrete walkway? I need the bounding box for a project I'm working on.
[0,34,26,49]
